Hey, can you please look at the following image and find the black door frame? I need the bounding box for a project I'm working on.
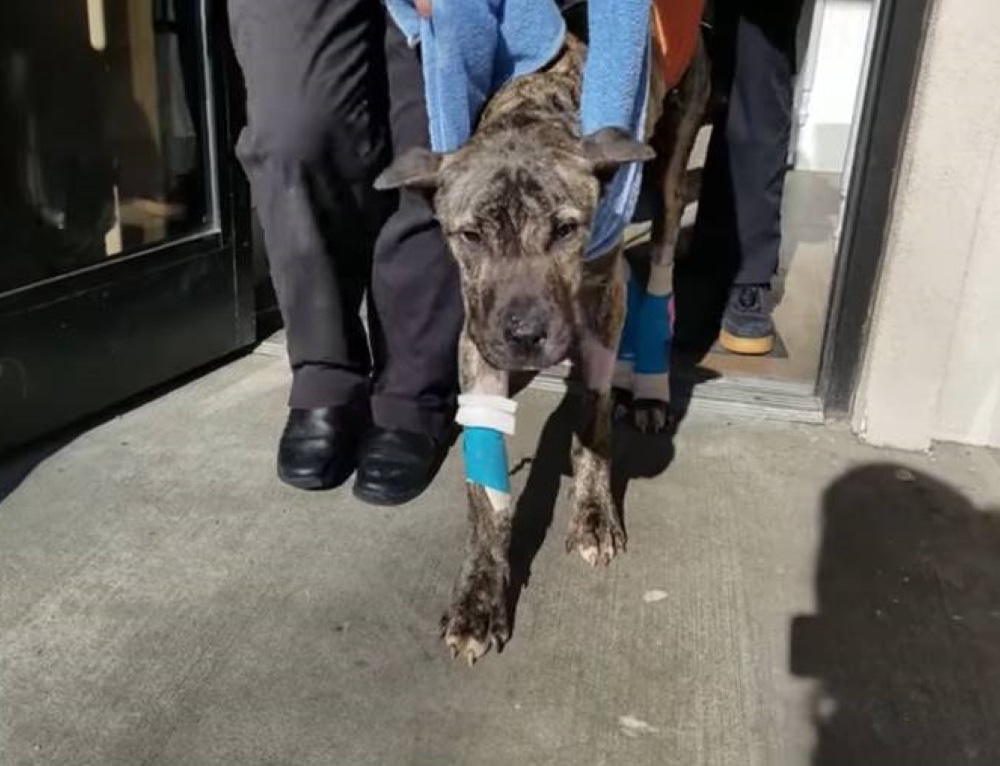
[817,0,936,414]
[0,1,254,453]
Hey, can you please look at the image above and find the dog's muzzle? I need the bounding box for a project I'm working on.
[482,296,571,371]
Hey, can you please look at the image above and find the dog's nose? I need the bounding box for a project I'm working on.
[503,304,549,351]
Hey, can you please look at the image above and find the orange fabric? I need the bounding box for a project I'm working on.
[651,0,705,92]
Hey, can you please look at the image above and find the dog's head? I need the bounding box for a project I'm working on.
[375,127,653,371]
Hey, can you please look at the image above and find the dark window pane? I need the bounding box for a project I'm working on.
[0,0,215,293]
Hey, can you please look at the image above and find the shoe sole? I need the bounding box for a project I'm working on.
[718,329,775,356]
[278,461,356,492]
[351,480,431,507]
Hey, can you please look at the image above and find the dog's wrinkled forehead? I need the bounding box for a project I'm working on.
[372,125,655,221]
[435,144,598,229]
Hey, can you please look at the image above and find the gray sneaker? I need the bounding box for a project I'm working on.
[719,284,775,355]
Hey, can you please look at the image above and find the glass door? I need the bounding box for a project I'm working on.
[0,0,253,451]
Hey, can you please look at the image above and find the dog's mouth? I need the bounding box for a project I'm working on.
[476,331,572,373]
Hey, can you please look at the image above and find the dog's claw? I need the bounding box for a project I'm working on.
[612,388,634,423]
[444,629,494,666]
[579,545,602,567]
[566,505,627,567]
[631,399,673,435]
[442,587,508,666]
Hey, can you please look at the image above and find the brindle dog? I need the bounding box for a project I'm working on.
[376,32,710,664]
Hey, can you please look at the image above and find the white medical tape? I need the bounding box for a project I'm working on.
[455,394,518,435]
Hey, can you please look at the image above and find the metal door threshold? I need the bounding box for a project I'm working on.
[529,362,825,424]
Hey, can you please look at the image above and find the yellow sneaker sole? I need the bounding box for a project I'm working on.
[719,329,775,356]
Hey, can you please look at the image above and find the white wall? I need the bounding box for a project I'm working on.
[794,0,874,174]
[932,140,1000,447]
[851,0,1000,450]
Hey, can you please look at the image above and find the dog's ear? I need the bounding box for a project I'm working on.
[374,147,444,191]
[582,127,656,175]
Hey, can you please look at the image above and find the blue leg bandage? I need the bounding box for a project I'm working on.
[456,394,518,509]
[632,292,674,401]
[634,292,673,375]
[462,427,511,495]
[617,266,645,365]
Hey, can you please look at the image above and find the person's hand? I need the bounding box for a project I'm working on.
[415,0,431,18]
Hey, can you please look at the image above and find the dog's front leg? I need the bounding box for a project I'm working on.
[567,250,627,566]
[442,334,512,665]
[630,37,712,433]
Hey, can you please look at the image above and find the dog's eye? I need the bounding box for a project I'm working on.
[456,229,483,246]
[553,220,580,241]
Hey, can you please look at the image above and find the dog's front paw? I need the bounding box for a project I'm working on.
[566,499,626,567]
[441,567,509,666]
[631,399,674,435]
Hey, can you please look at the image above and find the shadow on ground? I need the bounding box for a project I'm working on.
[793,463,1000,765]
[504,365,716,633]
[0,350,251,506]
[0,436,73,505]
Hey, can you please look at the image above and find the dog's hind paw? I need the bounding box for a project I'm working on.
[631,399,674,435]
[566,501,626,567]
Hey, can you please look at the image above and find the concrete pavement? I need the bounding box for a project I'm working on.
[3,352,1000,765]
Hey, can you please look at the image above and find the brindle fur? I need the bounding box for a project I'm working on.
[633,35,711,432]
[376,30,711,664]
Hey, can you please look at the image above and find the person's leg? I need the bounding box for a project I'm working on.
[688,0,801,354]
[726,8,796,287]
[677,0,740,351]
[229,0,389,487]
[715,1,801,354]
[369,19,463,439]
[354,18,464,506]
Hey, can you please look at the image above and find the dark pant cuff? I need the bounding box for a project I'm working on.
[371,393,456,441]
[289,365,370,410]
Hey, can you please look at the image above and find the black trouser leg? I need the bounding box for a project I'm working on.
[228,0,391,410]
[695,0,802,286]
[369,21,463,439]
[228,1,460,435]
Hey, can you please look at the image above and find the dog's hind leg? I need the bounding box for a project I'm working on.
[442,335,513,665]
[631,36,711,434]
[568,246,627,566]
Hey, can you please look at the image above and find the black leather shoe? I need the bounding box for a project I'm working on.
[353,428,447,506]
[277,406,368,491]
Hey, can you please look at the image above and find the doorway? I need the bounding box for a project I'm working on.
[662,0,885,415]
[529,0,928,422]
